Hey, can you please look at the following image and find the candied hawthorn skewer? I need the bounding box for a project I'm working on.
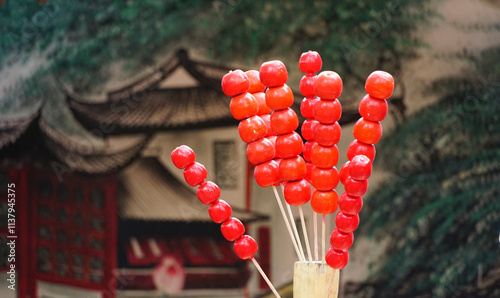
[327,71,394,270]
[299,50,322,262]
[222,69,303,262]
[311,70,343,261]
[171,145,281,297]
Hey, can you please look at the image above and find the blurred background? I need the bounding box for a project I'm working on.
[0,0,499,297]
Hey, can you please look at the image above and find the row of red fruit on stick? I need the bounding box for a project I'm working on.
[171,146,258,260]
[326,71,394,269]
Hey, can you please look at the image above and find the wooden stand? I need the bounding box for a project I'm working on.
[293,262,339,298]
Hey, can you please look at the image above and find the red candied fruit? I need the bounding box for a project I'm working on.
[314,71,343,100]
[338,193,363,215]
[299,74,317,97]
[238,116,267,143]
[302,140,315,162]
[339,161,350,185]
[301,119,319,141]
[276,132,303,159]
[171,145,196,169]
[270,108,299,135]
[254,160,280,187]
[234,235,258,260]
[326,248,349,270]
[349,155,372,181]
[347,140,376,162]
[279,156,307,182]
[335,211,360,233]
[311,167,339,191]
[311,144,339,169]
[300,96,320,119]
[353,118,383,145]
[314,99,342,124]
[311,190,338,214]
[197,181,220,205]
[245,70,266,94]
[283,179,311,206]
[222,69,250,97]
[208,200,232,223]
[359,94,388,122]
[254,92,272,116]
[314,122,341,147]
[221,217,245,241]
[247,138,275,165]
[266,135,279,159]
[230,93,259,120]
[305,163,315,184]
[183,162,208,187]
[365,70,394,100]
[299,50,322,74]
[265,84,294,110]
[259,60,288,88]
[330,228,354,250]
[344,177,369,197]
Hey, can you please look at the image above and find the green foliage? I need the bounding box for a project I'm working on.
[353,48,500,297]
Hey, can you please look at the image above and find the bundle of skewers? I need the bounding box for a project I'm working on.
[171,51,394,297]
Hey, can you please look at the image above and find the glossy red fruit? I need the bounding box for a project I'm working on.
[326,248,349,270]
[270,108,299,135]
[311,167,339,191]
[279,156,307,182]
[254,92,272,116]
[359,94,388,122]
[299,50,322,74]
[311,190,338,214]
[266,84,294,110]
[245,70,266,94]
[184,162,208,187]
[284,179,311,206]
[234,235,258,260]
[365,70,394,99]
[338,193,363,215]
[276,132,303,159]
[349,155,372,181]
[335,211,360,233]
[247,138,275,165]
[301,119,319,141]
[339,162,350,185]
[330,228,354,250]
[302,140,315,162]
[344,177,369,197]
[171,145,196,169]
[222,69,250,97]
[353,118,383,145]
[208,200,232,223]
[238,116,267,143]
[314,71,342,100]
[314,122,341,147]
[260,114,274,137]
[305,163,315,184]
[314,99,342,124]
[254,160,280,187]
[266,135,279,159]
[300,96,320,119]
[300,74,316,97]
[259,60,288,88]
[230,93,259,120]
[311,144,339,169]
[347,140,376,161]
[221,217,245,241]
[197,181,221,205]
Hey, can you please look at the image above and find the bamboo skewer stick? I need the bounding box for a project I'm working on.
[298,205,313,262]
[272,186,304,261]
[252,258,281,298]
[314,212,319,261]
[281,185,306,261]
[322,214,326,262]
